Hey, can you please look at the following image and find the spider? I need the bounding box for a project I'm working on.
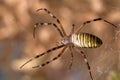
[20,8,117,80]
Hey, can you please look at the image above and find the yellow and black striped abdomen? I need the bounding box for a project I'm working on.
[72,33,102,48]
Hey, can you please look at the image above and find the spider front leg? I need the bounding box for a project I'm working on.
[33,22,64,38]
[36,8,67,36]
[20,45,64,69]
[32,47,67,68]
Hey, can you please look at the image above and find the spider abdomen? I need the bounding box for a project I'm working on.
[71,33,102,48]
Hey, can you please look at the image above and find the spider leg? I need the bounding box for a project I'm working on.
[75,48,94,80]
[20,44,64,69]
[68,46,74,72]
[70,24,75,34]
[80,51,94,80]
[32,46,67,68]
[33,22,64,38]
[76,18,117,33]
[36,8,67,36]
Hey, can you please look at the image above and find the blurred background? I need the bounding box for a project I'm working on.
[0,0,120,80]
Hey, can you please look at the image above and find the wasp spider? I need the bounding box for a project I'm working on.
[20,8,117,80]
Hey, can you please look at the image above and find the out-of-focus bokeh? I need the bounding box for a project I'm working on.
[0,0,120,80]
